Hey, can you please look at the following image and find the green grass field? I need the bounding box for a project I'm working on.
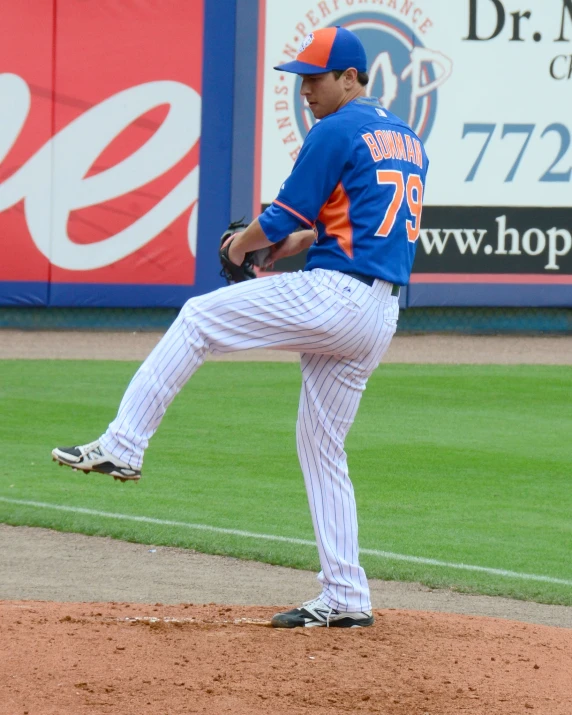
[1,359,571,605]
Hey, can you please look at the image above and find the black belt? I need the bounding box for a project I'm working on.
[342,272,400,297]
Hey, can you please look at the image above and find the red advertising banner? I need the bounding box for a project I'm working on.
[0,1,54,297]
[0,0,203,305]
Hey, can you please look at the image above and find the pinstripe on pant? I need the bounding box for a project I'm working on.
[100,268,398,611]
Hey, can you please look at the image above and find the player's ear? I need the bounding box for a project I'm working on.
[343,68,358,88]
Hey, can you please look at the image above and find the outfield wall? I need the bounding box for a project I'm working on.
[0,0,570,310]
[256,0,572,307]
[0,0,234,308]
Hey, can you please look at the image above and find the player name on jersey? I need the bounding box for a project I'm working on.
[361,130,424,169]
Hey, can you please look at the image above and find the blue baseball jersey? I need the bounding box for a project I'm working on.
[258,97,429,286]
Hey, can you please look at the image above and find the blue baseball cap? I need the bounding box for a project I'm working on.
[274,26,367,75]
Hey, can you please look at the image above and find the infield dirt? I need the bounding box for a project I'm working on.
[2,600,571,715]
[1,331,571,714]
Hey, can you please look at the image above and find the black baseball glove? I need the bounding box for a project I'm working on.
[219,219,271,284]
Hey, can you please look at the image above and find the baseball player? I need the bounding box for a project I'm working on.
[52,26,428,628]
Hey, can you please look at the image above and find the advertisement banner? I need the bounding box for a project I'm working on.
[257,0,572,306]
[0,1,54,305]
[0,0,204,307]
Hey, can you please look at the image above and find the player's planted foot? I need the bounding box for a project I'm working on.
[271,597,374,628]
[51,440,141,482]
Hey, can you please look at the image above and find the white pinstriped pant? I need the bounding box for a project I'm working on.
[100,268,399,612]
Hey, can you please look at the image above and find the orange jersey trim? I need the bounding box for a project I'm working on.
[318,182,353,259]
[273,199,314,227]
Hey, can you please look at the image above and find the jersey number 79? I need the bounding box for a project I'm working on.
[374,170,424,243]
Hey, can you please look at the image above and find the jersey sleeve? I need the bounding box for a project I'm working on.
[258,118,351,242]
[258,202,303,243]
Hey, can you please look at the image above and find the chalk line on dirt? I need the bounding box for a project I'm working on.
[2,497,570,587]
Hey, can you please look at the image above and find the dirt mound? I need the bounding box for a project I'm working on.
[2,601,570,715]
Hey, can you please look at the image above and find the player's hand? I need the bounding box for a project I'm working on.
[264,229,316,267]
[227,238,246,266]
[218,223,257,284]
[221,232,237,250]
[220,232,244,265]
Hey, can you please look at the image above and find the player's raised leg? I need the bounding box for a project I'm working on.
[51,270,387,479]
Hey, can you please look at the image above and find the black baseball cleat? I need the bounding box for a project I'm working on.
[51,440,141,482]
[271,597,374,628]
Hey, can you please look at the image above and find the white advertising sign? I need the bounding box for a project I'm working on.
[261,0,572,207]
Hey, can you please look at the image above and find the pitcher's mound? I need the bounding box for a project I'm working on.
[2,601,571,714]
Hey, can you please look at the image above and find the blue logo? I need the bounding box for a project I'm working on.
[293,12,452,143]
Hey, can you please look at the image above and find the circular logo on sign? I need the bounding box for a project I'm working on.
[293,12,451,143]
